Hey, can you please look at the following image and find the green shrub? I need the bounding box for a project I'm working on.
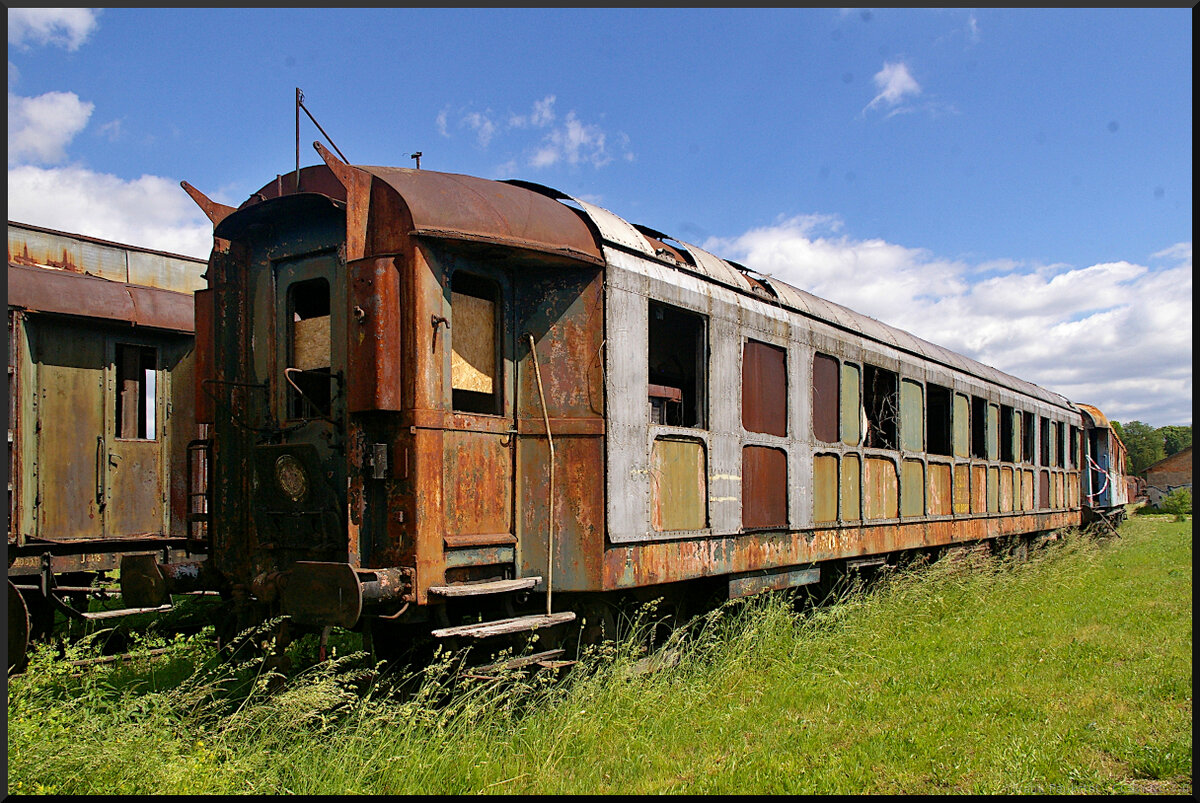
[1159,488,1192,520]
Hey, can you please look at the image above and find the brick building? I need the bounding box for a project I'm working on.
[1143,446,1192,507]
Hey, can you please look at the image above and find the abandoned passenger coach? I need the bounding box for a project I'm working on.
[8,221,209,670]
[147,144,1122,647]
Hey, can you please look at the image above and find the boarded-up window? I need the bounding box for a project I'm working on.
[928,462,952,515]
[987,467,1000,513]
[840,363,861,446]
[452,273,500,415]
[743,340,786,436]
[900,379,923,453]
[864,457,898,520]
[953,464,970,514]
[813,454,838,524]
[1038,469,1050,509]
[287,278,332,419]
[953,393,970,459]
[842,453,861,521]
[651,437,707,531]
[1000,467,1014,513]
[116,344,157,440]
[743,445,787,529]
[986,404,1000,461]
[864,365,898,450]
[812,352,839,444]
[927,383,952,456]
[901,459,924,517]
[1022,469,1035,510]
[971,465,987,513]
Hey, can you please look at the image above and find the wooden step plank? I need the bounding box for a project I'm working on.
[472,648,567,674]
[428,577,541,597]
[432,611,575,639]
[79,604,173,621]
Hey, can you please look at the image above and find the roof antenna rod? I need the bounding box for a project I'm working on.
[295,87,350,192]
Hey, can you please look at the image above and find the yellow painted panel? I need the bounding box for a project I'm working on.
[842,453,861,521]
[901,459,924,517]
[813,454,838,524]
[651,438,706,531]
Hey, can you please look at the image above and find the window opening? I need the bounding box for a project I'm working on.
[1069,426,1080,469]
[1022,411,1035,463]
[863,364,898,450]
[116,344,157,440]
[1055,421,1065,468]
[1000,405,1016,463]
[648,301,706,428]
[971,396,988,459]
[287,277,332,419]
[451,273,502,415]
[1039,416,1051,466]
[926,383,952,456]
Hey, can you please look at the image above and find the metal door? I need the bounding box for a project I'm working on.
[104,336,168,536]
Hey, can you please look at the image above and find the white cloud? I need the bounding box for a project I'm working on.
[8,8,100,51]
[7,164,213,258]
[8,90,94,165]
[865,61,922,114]
[706,220,1192,427]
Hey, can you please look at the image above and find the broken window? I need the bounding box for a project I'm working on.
[648,301,706,428]
[1040,416,1051,466]
[287,277,332,419]
[1069,426,1080,469]
[971,396,988,459]
[743,339,786,436]
[926,383,952,457]
[1022,411,1036,463]
[811,352,839,444]
[1000,405,1016,463]
[116,344,157,440]
[451,273,501,415]
[1055,421,1066,468]
[863,364,898,450]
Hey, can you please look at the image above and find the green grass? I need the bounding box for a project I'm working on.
[7,516,1191,795]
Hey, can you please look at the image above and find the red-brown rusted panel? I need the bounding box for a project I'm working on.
[743,445,788,529]
[346,256,403,412]
[812,352,839,443]
[443,430,512,537]
[742,340,787,436]
[8,264,194,333]
[953,464,970,514]
[194,288,214,423]
[928,462,952,515]
[1000,467,1014,513]
[971,465,987,513]
[1039,470,1050,509]
[602,511,1083,589]
[864,457,898,520]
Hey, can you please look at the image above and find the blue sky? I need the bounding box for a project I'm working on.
[8,8,1192,427]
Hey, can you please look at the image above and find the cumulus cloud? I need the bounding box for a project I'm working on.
[438,95,632,171]
[8,164,213,258]
[706,220,1192,426]
[8,8,100,51]
[8,90,94,165]
[864,61,921,114]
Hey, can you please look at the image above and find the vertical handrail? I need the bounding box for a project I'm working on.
[527,334,555,616]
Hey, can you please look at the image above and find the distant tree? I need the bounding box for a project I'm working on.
[1160,425,1192,456]
[1116,420,1165,475]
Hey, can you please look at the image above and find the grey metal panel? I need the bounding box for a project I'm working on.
[676,240,754,293]
[574,199,656,256]
[127,250,208,293]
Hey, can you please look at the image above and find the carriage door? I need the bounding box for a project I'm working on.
[32,320,106,541]
[445,269,516,569]
[104,337,169,536]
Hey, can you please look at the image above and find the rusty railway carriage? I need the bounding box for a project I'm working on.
[151,144,1127,649]
[7,221,208,669]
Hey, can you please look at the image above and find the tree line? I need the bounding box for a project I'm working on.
[1109,421,1192,476]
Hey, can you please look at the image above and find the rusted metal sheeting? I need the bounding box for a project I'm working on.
[604,511,1082,589]
[362,168,604,265]
[742,340,787,437]
[8,264,194,333]
[742,445,788,529]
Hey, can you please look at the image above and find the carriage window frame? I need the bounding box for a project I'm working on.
[115,343,158,441]
[450,271,504,416]
[286,276,334,420]
[648,300,708,429]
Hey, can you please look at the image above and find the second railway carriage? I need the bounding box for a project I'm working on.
[7,221,209,670]
[148,144,1121,646]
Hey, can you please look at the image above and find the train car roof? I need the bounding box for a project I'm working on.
[218,163,1075,411]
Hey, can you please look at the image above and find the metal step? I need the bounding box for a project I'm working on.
[432,611,576,639]
[428,577,541,598]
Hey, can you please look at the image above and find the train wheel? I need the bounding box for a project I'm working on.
[8,580,31,674]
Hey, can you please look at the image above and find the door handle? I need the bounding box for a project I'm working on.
[96,437,106,508]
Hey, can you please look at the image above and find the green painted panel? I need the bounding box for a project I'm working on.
[840,363,860,446]
[987,466,999,513]
[813,454,838,524]
[842,453,861,521]
[901,459,924,517]
[900,380,924,452]
[953,394,970,458]
[986,404,999,460]
[651,438,706,531]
